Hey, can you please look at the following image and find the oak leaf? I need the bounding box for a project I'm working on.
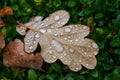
[3,39,43,72]
[16,10,99,72]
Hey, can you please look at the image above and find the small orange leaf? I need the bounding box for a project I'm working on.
[87,17,94,32]
[0,6,13,16]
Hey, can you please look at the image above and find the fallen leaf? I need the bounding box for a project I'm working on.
[0,33,5,50]
[0,6,13,16]
[3,39,43,72]
[0,18,5,28]
[16,10,99,72]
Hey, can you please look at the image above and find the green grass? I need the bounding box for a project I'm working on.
[0,0,120,80]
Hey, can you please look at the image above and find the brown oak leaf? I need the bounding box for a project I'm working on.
[3,39,43,72]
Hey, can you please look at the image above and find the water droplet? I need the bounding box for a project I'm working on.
[70,26,73,28]
[48,51,52,54]
[69,40,72,42]
[79,60,81,62]
[81,49,84,52]
[64,37,67,40]
[29,36,33,40]
[39,29,46,33]
[93,51,98,55]
[58,21,61,24]
[54,16,59,20]
[65,27,71,33]
[60,33,63,36]
[35,33,40,38]
[64,60,68,63]
[41,23,44,26]
[33,41,36,44]
[83,26,88,29]
[92,42,98,48]
[75,28,78,31]
[88,55,92,57]
[62,22,65,25]
[51,40,63,53]
[35,16,42,21]
[54,33,58,36]
[25,40,30,44]
[84,52,87,55]
[51,26,54,28]
[75,67,79,70]
[60,56,63,58]
[84,32,87,35]
[47,29,52,33]
[53,56,56,58]
[49,46,52,49]
[86,64,89,67]
[75,39,79,42]
[69,48,74,53]
[68,36,71,39]
[29,46,33,50]
[63,53,66,56]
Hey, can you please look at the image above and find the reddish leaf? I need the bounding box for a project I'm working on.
[0,33,5,50]
[0,6,13,16]
[0,19,5,28]
[3,39,43,72]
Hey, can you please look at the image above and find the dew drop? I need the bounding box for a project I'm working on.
[83,32,87,35]
[75,39,79,42]
[33,41,36,44]
[29,46,33,50]
[83,26,88,29]
[35,33,40,38]
[41,23,44,26]
[70,26,73,28]
[69,40,72,42]
[86,64,89,67]
[58,21,61,24]
[60,56,63,58]
[47,29,52,33]
[51,26,54,28]
[64,37,67,40]
[75,67,79,70]
[69,48,74,53]
[61,22,65,25]
[63,53,66,56]
[54,16,59,20]
[84,52,87,55]
[75,28,78,31]
[53,56,56,58]
[92,42,98,48]
[93,51,98,55]
[65,27,71,33]
[79,60,81,63]
[51,40,63,53]
[88,55,92,57]
[48,51,52,54]
[54,33,58,36]
[68,36,71,39]
[39,29,46,33]
[60,33,63,36]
